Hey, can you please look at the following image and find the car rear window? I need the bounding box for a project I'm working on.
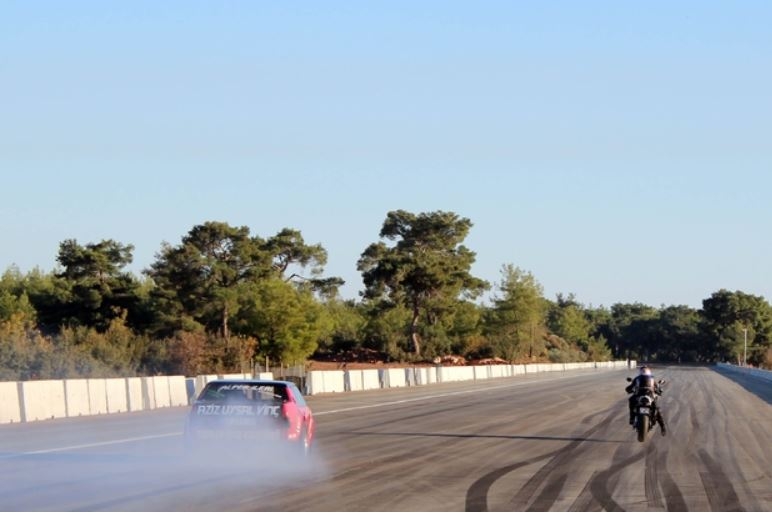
[288,383,307,407]
[199,382,288,403]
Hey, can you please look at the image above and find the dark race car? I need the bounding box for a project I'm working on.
[184,379,315,456]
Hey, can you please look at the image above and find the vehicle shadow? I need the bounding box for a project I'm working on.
[341,431,625,444]
[712,366,772,405]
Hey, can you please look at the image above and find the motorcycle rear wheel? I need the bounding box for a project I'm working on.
[637,415,649,442]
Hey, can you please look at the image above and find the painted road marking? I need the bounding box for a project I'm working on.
[0,433,182,459]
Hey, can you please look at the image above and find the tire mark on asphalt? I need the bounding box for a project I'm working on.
[465,406,618,512]
[588,448,646,512]
[327,410,534,481]
[646,438,688,511]
[647,390,688,512]
[526,472,568,512]
[507,407,619,511]
[319,407,565,511]
[698,449,743,511]
[567,471,602,512]
[644,442,663,509]
[465,451,557,512]
[695,371,741,511]
[566,398,644,512]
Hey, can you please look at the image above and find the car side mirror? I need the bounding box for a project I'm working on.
[626,377,632,382]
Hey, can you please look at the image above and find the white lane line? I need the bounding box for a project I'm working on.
[314,373,601,416]
[0,432,182,459]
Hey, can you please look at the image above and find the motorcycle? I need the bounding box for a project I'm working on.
[626,376,665,442]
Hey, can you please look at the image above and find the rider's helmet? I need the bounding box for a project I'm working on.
[639,366,652,376]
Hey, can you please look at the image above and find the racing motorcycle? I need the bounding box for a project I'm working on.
[626,376,666,442]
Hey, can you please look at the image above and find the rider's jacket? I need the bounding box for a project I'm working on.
[626,375,662,396]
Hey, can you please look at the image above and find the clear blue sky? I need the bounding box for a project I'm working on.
[2,1,770,309]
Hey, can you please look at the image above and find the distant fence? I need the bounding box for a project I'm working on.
[263,364,306,390]
[0,360,635,424]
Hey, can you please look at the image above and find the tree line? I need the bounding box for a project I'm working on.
[1,210,770,380]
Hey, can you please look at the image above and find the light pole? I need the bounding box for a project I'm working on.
[743,328,748,367]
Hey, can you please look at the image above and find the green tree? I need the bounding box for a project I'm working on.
[357,210,489,357]
[604,302,659,361]
[0,268,38,326]
[0,270,49,380]
[316,299,367,354]
[360,300,413,360]
[264,228,344,297]
[446,299,486,358]
[485,265,546,361]
[547,294,593,350]
[239,278,332,364]
[147,222,342,341]
[50,239,141,331]
[146,222,272,338]
[14,267,68,333]
[701,289,772,365]
[650,305,702,362]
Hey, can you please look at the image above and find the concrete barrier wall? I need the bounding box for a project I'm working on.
[305,371,324,395]
[301,360,629,394]
[439,366,475,382]
[0,360,633,420]
[436,367,452,382]
[168,376,188,407]
[716,363,772,382]
[0,382,21,423]
[20,380,67,422]
[152,376,172,408]
[185,378,196,403]
[126,377,144,412]
[473,366,489,380]
[345,370,364,392]
[323,370,346,393]
[87,379,108,415]
[361,369,380,390]
[382,368,407,388]
[142,377,157,410]
[305,370,345,394]
[490,366,505,379]
[105,378,128,413]
[64,379,90,417]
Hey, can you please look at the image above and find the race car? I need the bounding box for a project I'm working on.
[184,379,314,455]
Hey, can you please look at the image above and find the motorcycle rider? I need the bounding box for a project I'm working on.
[626,365,667,436]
